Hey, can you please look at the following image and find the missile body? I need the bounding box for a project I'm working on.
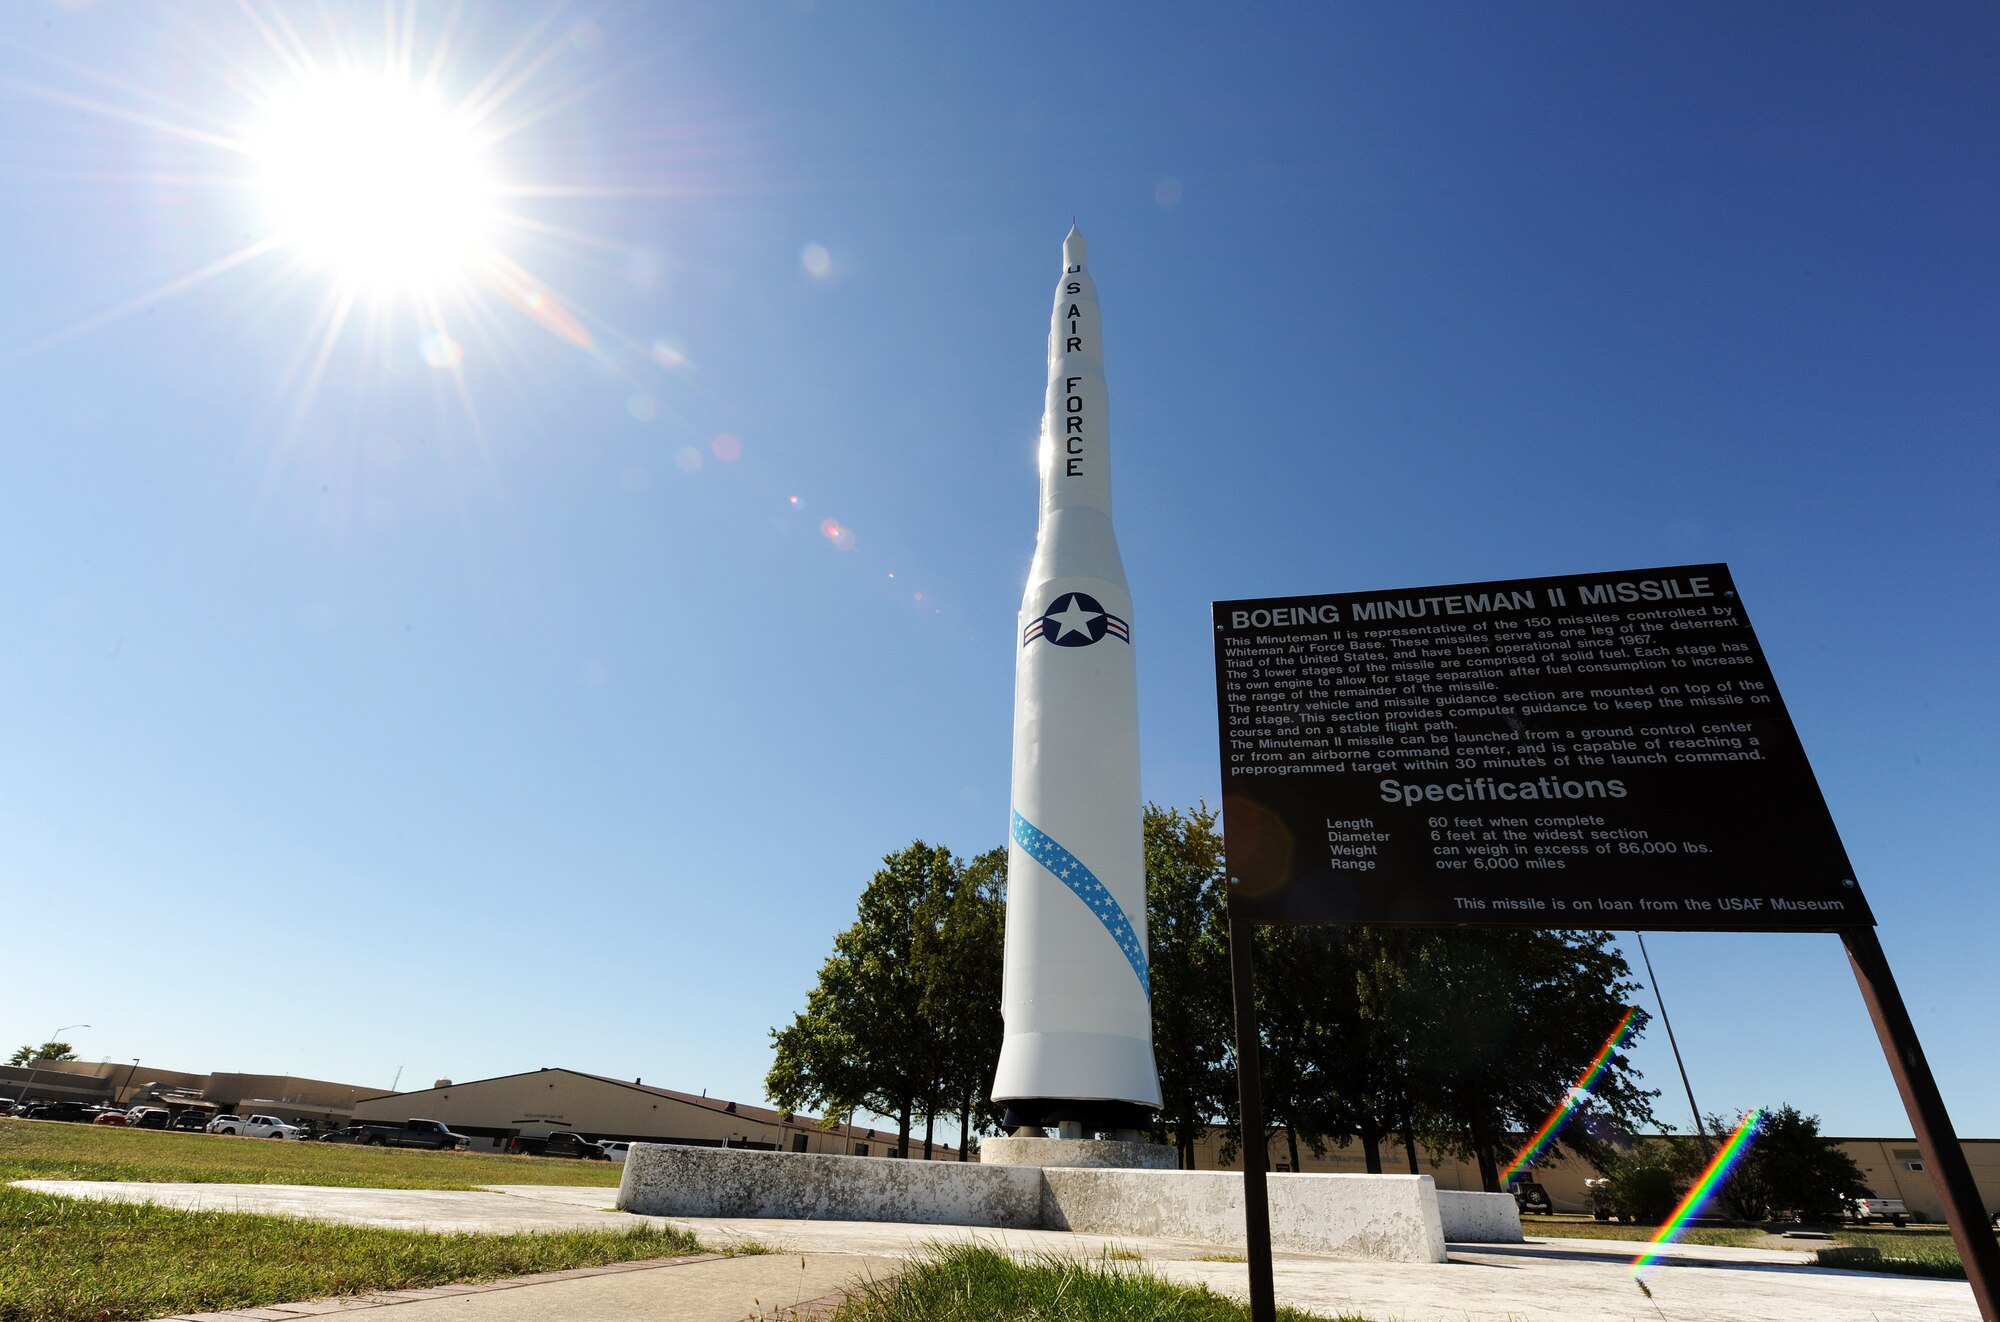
[991,227,1162,1133]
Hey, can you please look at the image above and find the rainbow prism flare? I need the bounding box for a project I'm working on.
[1629,1107,1764,1274]
[1501,1006,1638,1185]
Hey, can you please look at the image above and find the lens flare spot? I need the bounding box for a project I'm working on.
[800,242,832,278]
[650,339,688,370]
[674,446,703,473]
[417,331,463,368]
[819,518,854,549]
[710,432,742,462]
[1154,177,1184,210]
[568,19,604,51]
[626,393,657,422]
[787,495,801,507]
[497,279,595,350]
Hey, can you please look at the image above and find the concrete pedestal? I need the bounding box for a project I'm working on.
[980,1136,1177,1170]
[617,1144,1521,1262]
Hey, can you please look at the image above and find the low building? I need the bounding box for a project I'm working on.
[349,1068,961,1160]
[1192,1129,2000,1224]
[0,1057,392,1128]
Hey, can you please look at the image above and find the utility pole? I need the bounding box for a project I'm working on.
[1635,934,1713,1161]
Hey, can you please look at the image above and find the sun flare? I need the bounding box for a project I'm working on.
[251,69,498,294]
[8,3,701,431]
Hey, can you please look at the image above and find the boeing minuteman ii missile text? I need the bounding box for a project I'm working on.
[991,226,1163,1135]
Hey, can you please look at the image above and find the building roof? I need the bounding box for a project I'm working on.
[357,1066,958,1153]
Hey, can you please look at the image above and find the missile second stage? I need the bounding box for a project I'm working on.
[990,226,1162,1133]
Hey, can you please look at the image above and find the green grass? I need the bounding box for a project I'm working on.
[1819,1226,1977,1280]
[0,1119,685,1322]
[1518,1215,1760,1247]
[1517,1210,1994,1280]
[823,1243,1359,1322]
[0,1117,621,1190]
[0,1183,702,1322]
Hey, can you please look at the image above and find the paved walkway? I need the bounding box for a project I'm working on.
[16,1179,1985,1322]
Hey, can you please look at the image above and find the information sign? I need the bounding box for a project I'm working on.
[1213,564,1869,929]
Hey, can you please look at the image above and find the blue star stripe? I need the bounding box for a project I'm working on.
[1011,809,1149,997]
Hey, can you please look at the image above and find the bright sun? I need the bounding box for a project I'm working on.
[251,69,498,293]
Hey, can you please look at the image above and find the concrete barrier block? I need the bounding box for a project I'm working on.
[1041,1168,1448,1262]
[1435,1189,1524,1243]
[617,1144,1042,1228]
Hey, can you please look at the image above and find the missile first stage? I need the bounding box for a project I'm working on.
[991,226,1163,1135]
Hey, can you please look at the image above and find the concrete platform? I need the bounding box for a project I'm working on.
[618,1143,1518,1261]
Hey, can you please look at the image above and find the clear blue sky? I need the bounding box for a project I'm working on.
[3,2,1995,1144]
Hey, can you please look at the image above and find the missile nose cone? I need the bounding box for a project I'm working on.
[1063,224,1087,267]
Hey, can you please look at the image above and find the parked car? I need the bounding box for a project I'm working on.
[1845,1196,1910,1227]
[510,1131,607,1160]
[209,1113,302,1139]
[1506,1178,1553,1215]
[355,1119,469,1150]
[318,1127,367,1144]
[169,1111,211,1131]
[596,1141,631,1163]
[25,1101,102,1124]
[127,1107,172,1130]
[91,1110,129,1127]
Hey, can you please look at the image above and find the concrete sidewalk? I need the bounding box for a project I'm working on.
[16,1179,1986,1321]
[144,1253,905,1322]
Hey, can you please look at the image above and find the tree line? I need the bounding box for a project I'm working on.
[768,804,1660,1186]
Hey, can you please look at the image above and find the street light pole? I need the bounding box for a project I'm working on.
[19,1023,90,1106]
[120,1059,142,1106]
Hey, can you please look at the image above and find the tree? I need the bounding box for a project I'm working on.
[768,841,1002,1159]
[7,1042,77,1067]
[1141,803,1232,1168]
[1251,925,1359,1172]
[1398,928,1659,1190]
[1313,927,1429,1175]
[1599,1138,1706,1224]
[1716,1105,1867,1222]
[915,846,1007,1160]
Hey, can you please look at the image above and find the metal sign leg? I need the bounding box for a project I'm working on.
[1841,927,1998,1321]
[1227,898,1277,1322]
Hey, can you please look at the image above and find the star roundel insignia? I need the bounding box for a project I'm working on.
[1021,591,1130,648]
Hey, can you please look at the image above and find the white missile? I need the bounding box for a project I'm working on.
[991,226,1162,1135]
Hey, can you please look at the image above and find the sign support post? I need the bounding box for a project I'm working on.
[1226,895,1278,1322]
[1841,926,1998,1320]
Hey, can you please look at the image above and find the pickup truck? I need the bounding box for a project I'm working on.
[209,1114,302,1139]
[509,1131,608,1160]
[355,1119,469,1150]
[1846,1196,1910,1227]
